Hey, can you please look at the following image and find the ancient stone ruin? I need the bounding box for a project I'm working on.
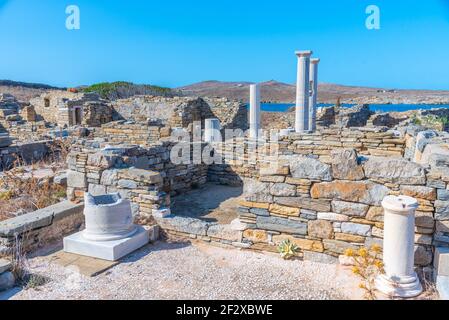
[0,51,448,299]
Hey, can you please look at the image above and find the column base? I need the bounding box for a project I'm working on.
[375,273,423,298]
[64,226,149,261]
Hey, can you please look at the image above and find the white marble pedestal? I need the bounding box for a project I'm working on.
[63,193,149,261]
[375,195,422,298]
[64,226,149,261]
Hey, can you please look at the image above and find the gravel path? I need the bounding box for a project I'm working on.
[5,241,361,300]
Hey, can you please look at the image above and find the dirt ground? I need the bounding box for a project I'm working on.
[2,240,365,300]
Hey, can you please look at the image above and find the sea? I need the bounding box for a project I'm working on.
[258,103,449,113]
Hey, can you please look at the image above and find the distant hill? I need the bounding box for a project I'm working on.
[0,80,62,102]
[80,81,176,100]
[178,80,449,104]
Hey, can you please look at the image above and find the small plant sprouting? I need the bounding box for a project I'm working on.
[344,245,385,300]
[277,239,299,260]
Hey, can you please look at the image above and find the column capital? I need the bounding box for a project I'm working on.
[311,58,320,64]
[295,50,313,57]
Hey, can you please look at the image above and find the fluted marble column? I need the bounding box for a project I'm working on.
[249,84,261,139]
[308,58,320,132]
[295,50,312,133]
[376,195,423,298]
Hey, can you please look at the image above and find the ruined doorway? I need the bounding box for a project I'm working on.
[73,106,83,125]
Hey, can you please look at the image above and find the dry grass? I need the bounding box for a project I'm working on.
[0,138,71,222]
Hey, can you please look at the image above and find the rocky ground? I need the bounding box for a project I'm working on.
[3,241,362,300]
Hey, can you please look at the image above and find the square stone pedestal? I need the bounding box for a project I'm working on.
[64,226,149,261]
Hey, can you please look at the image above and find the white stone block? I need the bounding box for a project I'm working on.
[64,226,149,261]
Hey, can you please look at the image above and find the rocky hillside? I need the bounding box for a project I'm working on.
[80,81,177,100]
[178,80,449,104]
[0,80,62,102]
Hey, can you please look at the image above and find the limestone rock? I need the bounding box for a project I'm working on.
[323,239,358,254]
[269,183,296,197]
[288,156,332,181]
[363,157,426,185]
[256,216,307,235]
[414,245,433,266]
[269,204,300,217]
[331,149,365,181]
[400,185,437,201]
[341,222,371,236]
[366,206,384,222]
[334,233,365,243]
[317,212,349,222]
[243,229,268,243]
[0,272,15,292]
[331,200,369,217]
[311,181,389,206]
[67,170,87,189]
[274,197,331,212]
[308,220,334,239]
[243,179,272,203]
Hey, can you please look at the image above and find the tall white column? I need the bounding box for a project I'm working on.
[295,50,312,133]
[308,58,320,132]
[204,118,221,143]
[249,84,261,139]
[376,195,423,298]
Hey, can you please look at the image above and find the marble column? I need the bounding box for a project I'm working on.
[295,50,312,133]
[204,118,221,143]
[376,195,423,298]
[249,84,261,139]
[308,58,320,132]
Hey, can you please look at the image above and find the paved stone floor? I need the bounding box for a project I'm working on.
[2,240,363,300]
[171,183,242,224]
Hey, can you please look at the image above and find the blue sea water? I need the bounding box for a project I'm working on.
[258,103,449,113]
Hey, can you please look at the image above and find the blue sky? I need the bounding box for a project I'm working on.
[0,0,449,89]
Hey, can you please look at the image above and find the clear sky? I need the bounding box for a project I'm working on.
[1,0,449,89]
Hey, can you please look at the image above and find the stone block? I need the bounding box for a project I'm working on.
[334,233,365,243]
[323,239,359,254]
[317,212,349,222]
[0,272,15,292]
[243,229,268,243]
[67,170,87,189]
[274,197,331,212]
[311,181,389,206]
[256,216,307,235]
[331,149,365,181]
[269,204,300,217]
[341,222,371,236]
[64,226,149,261]
[365,206,384,222]
[0,259,12,274]
[363,157,426,184]
[434,247,449,276]
[438,189,449,201]
[269,183,296,197]
[289,156,332,181]
[400,185,437,201]
[436,201,449,221]
[308,220,334,239]
[331,200,369,217]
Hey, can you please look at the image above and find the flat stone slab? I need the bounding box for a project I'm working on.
[63,226,149,262]
[0,201,84,237]
[437,275,449,300]
[0,259,12,274]
[49,251,119,277]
